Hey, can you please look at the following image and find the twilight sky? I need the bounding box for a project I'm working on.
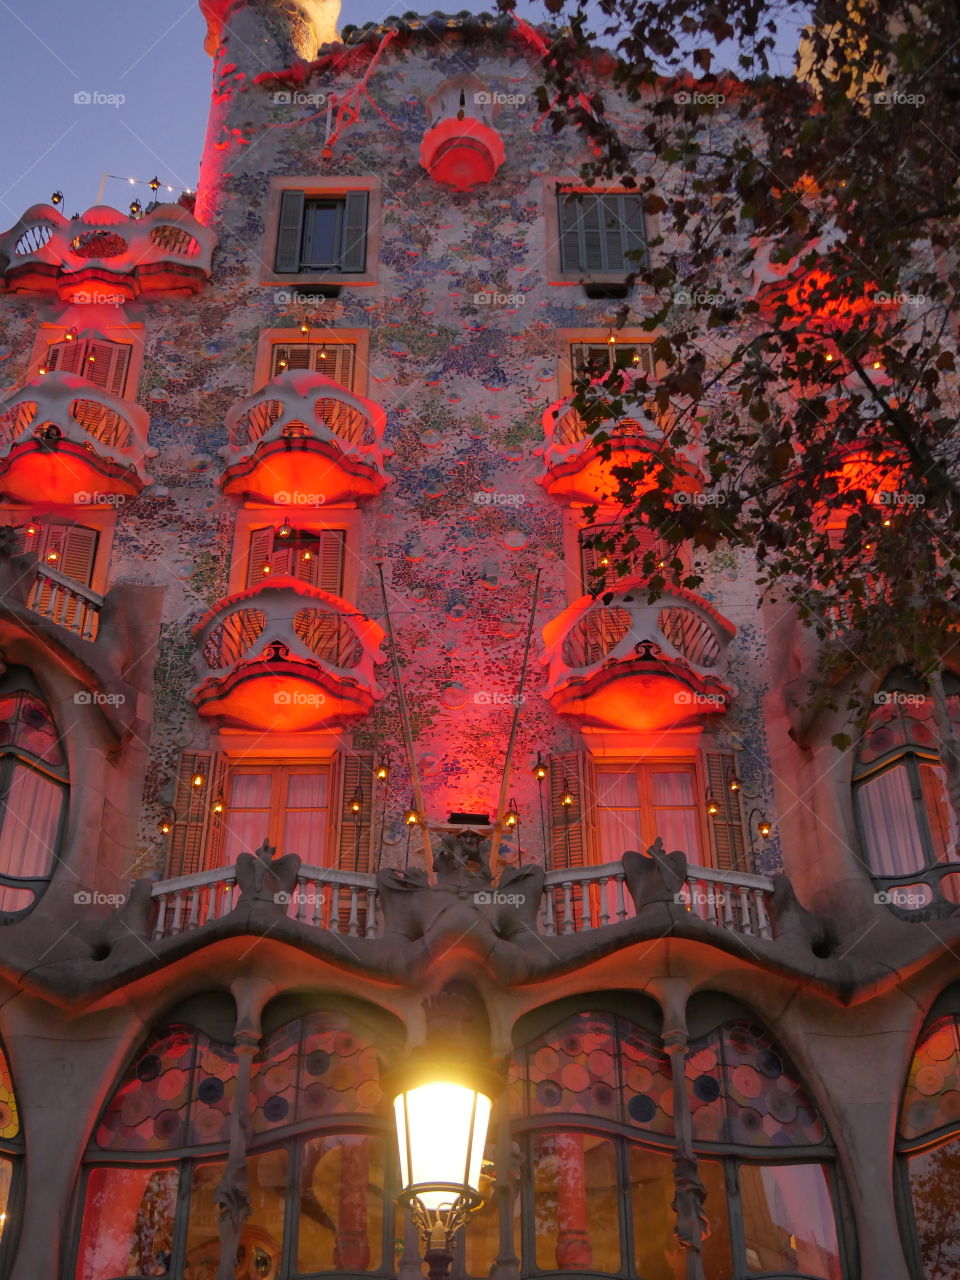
[0,0,803,225]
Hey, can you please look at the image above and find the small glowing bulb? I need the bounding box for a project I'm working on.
[212,796,224,814]
[706,796,720,817]
[64,327,76,342]
[349,791,363,814]
[758,818,772,839]
[277,358,287,370]
[26,521,39,537]
[301,550,312,562]
[882,517,892,526]
[159,819,172,835]
[277,520,293,539]
[405,808,419,825]
[728,776,741,793]
[375,762,389,781]
[129,177,136,185]
[47,546,60,562]
[504,809,518,827]
[872,360,882,370]
[825,353,834,362]
[300,322,310,336]
[262,564,271,575]
[560,781,575,807]
[192,773,205,789]
[599,554,610,568]
[87,354,96,364]
[38,364,47,376]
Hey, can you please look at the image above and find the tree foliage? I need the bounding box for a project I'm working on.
[503,0,960,711]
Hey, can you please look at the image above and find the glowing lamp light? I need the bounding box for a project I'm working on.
[212,796,224,814]
[38,364,47,376]
[51,190,63,207]
[758,817,772,839]
[46,545,61,563]
[130,199,142,218]
[405,806,420,826]
[318,344,328,361]
[349,787,363,815]
[532,752,547,781]
[560,780,575,807]
[25,520,39,537]
[728,773,742,794]
[375,761,390,781]
[389,1056,502,1279]
[504,799,519,828]
[64,327,77,343]
[300,550,312,562]
[277,518,293,539]
[158,819,172,835]
[262,563,272,575]
[300,322,311,336]
[192,773,205,789]
[149,176,161,194]
[706,792,720,817]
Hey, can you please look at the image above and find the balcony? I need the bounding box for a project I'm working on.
[26,563,103,640]
[541,579,736,730]
[536,394,697,505]
[0,202,216,301]
[0,372,154,502]
[152,863,379,940]
[540,860,773,939]
[220,370,391,506]
[191,577,386,731]
[149,859,771,942]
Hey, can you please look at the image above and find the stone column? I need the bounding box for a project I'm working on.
[553,1132,592,1268]
[654,980,706,1280]
[490,1098,520,1280]
[214,977,274,1280]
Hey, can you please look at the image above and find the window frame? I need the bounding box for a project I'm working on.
[229,510,358,600]
[261,178,381,287]
[253,327,371,395]
[0,504,116,598]
[592,756,711,868]
[544,182,656,287]
[27,323,145,399]
[221,759,336,869]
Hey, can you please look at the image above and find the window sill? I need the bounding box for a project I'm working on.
[261,272,377,292]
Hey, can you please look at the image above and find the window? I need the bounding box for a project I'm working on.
[570,342,655,381]
[271,341,357,389]
[578,523,682,595]
[853,670,960,906]
[222,763,333,866]
[274,191,369,275]
[898,1005,960,1280]
[511,1009,844,1280]
[557,192,648,277]
[246,526,346,593]
[596,762,705,864]
[0,669,67,916]
[41,335,131,397]
[75,1011,398,1280]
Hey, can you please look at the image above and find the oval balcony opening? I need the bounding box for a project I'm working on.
[542,581,736,731]
[220,371,391,506]
[191,577,386,732]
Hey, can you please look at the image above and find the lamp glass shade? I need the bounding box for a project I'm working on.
[394,1081,492,1211]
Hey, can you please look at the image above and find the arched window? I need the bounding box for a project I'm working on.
[510,1006,845,1280]
[0,668,67,916]
[853,669,960,907]
[897,997,960,1280]
[0,1037,23,1275]
[75,1009,398,1279]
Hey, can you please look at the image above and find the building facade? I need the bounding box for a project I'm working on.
[0,1,957,1277]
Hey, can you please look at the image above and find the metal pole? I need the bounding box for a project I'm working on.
[96,172,109,203]
[490,569,541,868]
[376,563,432,864]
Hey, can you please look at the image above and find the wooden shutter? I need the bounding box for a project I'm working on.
[314,529,344,594]
[548,752,590,869]
[578,195,606,272]
[579,523,667,593]
[705,752,746,872]
[275,190,305,273]
[57,524,98,587]
[248,527,345,591]
[83,340,130,396]
[336,751,376,873]
[166,751,227,877]
[619,194,648,269]
[339,191,368,272]
[45,339,86,376]
[272,343,356,389]
[558,193,584,273]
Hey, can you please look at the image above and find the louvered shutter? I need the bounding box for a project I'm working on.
[83,340,131,396]
[324,343,355,389]
[31,522,99,630]
[558,193,585,273]
[579,195,606,272]
[45,339,86,376]
[166,751,227,877]
[579,523,666,593]
[339,191,368,272]
[705,752,746,871]
[246,527,276,586]
[336,751,376,873]
[58,524,98,586]
[275,190,305,273]
[619,195,648,269]
[548,752,590,869]
[315,529,344,593]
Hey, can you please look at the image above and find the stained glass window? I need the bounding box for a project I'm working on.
[511,1008,841,1280]
[898,1012,960,1279]
[79,1011,397,1279]
[686,1020,826,1148]
[854,675,960,900]
[0,671,68,915]
[0,1037,22,1271]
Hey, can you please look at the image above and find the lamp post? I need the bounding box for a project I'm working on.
[388,1057,501,1280]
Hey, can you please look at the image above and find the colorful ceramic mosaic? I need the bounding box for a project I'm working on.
[251,1011,391,1136]
[511,1011,675,1139]
[899,1014,960,1141]
[0,1039,20,1142]
[686,1021,826,1147]
[94,1025,237,1152]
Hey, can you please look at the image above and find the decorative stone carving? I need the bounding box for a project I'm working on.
[234,838,301,910]
[768,873,837,956]
[623,838,688,910]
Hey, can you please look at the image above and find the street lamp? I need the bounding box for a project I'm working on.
[389,1057,501,1280]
